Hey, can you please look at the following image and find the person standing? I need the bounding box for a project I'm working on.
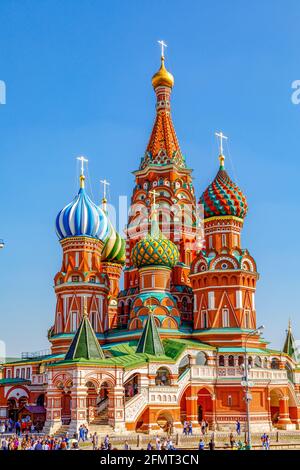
[198,439,205,450]
[78,425,85,442]
[92,432,98,450]
[229,432,235,449]
[236,420,241,435]
[183,420,188,435]
[208,439,215,451]
[15,421,21,436]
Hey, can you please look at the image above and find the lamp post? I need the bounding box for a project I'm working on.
[242,325,264,449]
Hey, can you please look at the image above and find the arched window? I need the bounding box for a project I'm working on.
[254,356,262,368]
[90,311,97,330]
[219,355,225,367]
[248,356,253,367]
[155,367,171,386]
[271,358,280,370]
[182,297,188,312]
[71,311,77,332]
[222,308,230,327]
[178,355,190,375]
[238,356,244,366]
[196,352,207,366]
[244,310,251,329]
[228,355,235,367]
[57,313,62,333]
[201,310,208,329]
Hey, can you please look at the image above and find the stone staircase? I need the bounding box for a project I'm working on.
[88,407,114,435]
[53,424,70,437]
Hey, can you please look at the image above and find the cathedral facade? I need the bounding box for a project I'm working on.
[1,51,300,435]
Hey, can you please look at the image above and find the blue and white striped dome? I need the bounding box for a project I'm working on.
[56,183,109,241]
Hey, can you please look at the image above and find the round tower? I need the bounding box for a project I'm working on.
[49,164,110,354]
[190,144,260,348]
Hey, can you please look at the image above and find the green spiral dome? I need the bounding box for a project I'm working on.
[131,233,179,269]
[101,220,126,264]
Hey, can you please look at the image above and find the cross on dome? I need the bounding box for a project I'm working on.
[158,40,167,58]
[77,156,88,188]
[100,178,110,200]
[215,131,228,156]
[77,156,88,175]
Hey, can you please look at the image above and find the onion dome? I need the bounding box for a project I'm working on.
[56,175,109,241]
[152,56,174,89]
[199,155,248,219]
[101,220,126,264]
[131,218,179,269]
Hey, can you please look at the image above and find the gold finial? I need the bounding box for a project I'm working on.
[80,174,85,188]
[152,40,174,89]
[288,318,292,332]
[219,155,225,168]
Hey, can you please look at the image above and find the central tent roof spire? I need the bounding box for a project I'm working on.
[139,42,186,170]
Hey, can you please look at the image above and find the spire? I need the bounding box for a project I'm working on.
[149,188,160,238]
[65,307,105,361]
[283,319,298,362]
[139,44,186,171]
[136,313,165,355]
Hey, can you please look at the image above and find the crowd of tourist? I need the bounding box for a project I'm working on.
[0,422,270,451]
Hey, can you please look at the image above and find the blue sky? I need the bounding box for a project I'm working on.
[1,0,299,355]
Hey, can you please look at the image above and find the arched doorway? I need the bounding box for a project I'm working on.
[124,374,140,400]
[94,381,112,425]
[197,388,213,425]
[270,389,283,426]
[7,398,18,421]
[36,394,45,407]
[18,396,28,408]
[156,411,173,434]
[61,391,71,425]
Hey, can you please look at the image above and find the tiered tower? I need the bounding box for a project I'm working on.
[190,146,263,348]
[129,204,181,334]
[119,46,199,326]
[49,163,111,354]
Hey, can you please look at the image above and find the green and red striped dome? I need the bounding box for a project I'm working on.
[199,158,248,219]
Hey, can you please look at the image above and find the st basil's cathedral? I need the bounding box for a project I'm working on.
[1,48,300,435]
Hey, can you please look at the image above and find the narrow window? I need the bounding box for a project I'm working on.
[222,308,229,327]
[71,312,77,332]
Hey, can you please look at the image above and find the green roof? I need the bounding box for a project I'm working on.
[163,338,215,360]
[136,314,165,355]
[65,314,105,361]
[283,322,298,362]
[0,378,31,385]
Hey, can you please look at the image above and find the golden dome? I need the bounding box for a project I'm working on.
[152,57,174,89]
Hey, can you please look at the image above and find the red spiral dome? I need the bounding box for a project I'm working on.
[199,156,248,219]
